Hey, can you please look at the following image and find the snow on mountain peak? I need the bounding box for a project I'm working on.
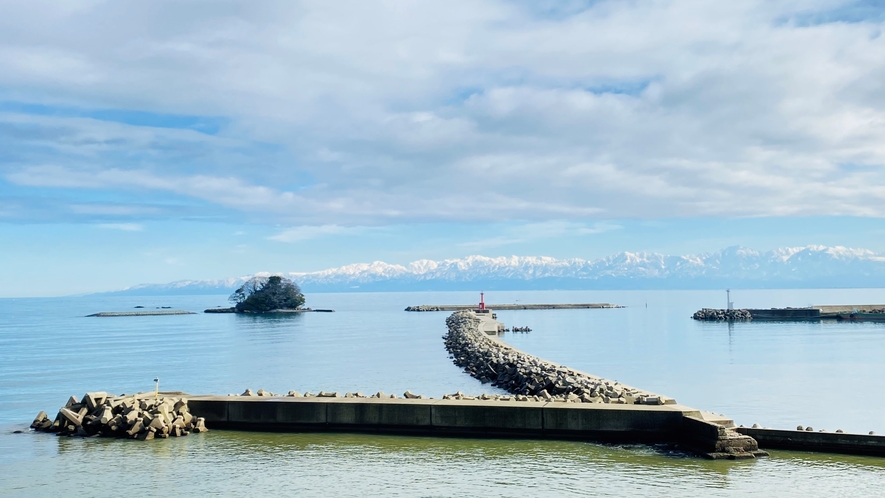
[114,245,885,294]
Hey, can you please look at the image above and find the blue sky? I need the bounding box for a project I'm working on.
[1,0,885,296]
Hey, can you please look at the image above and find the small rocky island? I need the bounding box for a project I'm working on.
[204,276,333,313]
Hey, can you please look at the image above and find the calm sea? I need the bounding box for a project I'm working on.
[2,289,885,496]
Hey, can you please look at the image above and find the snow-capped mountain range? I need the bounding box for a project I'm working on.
[104,245,885,295]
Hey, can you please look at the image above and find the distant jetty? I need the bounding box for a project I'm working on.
[692,304,885,322]
[203,307,334,314]
[87,310,196,317]
[405,303,623,312]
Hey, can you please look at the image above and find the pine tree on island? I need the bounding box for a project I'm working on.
[229,276,306,313]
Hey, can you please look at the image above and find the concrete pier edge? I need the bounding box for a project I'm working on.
[185,395,763,459]
[736,427,885,457]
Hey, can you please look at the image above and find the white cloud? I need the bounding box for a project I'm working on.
[7,165,324,213]
[268,225,371,242]
[70,204,162,216]
[459,220,622,249]
[95,223,143,231]
[1,1,885,223]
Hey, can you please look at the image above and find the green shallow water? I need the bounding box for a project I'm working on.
[3,289,885,496]
[4,430,885,497]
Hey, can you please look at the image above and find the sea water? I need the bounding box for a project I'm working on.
[2,289,885,496]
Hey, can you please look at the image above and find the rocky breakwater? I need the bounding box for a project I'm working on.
[692,308,752,321]
[444,311,670,405]
[30,392,207,440]
[405,305,444,312]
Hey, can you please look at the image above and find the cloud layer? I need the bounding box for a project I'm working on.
[2,0,884,225]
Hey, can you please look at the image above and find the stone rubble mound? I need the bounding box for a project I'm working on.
[444,311,667,405]
[30,392,207,440]
[404,305,443,312]
[691,308,752,321]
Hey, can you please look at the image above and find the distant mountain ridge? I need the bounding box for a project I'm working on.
[101,245,885,295]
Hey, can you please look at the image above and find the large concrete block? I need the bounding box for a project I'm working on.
[59,407,83,426]
[84,392,108,411]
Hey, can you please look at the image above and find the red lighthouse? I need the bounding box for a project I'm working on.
[479,292,485,311]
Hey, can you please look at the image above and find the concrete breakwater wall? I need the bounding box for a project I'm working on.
[186,395,765,459]
[692,308,830,321]
[30,392,207,440]
[693,305,885,322]
[444,311,672,405]
[407,303,622,312]
[736,427,885,457]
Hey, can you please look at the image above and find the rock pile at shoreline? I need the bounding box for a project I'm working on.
[444,311,668,405]
[404,305,443,312]
[30,392,207,440]
[691,308,753,321]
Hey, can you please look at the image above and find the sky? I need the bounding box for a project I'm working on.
[1,0,885,297]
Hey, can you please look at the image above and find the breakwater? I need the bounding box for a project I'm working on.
[691,308,821,321]
[87,310,196,317]
[30,391,207,440]
[445,310,672,405]
[692,309,753,321]
[406,303,622,312]
[185,394,765,459]
[692,304,885,322]
[736,427,885,457]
